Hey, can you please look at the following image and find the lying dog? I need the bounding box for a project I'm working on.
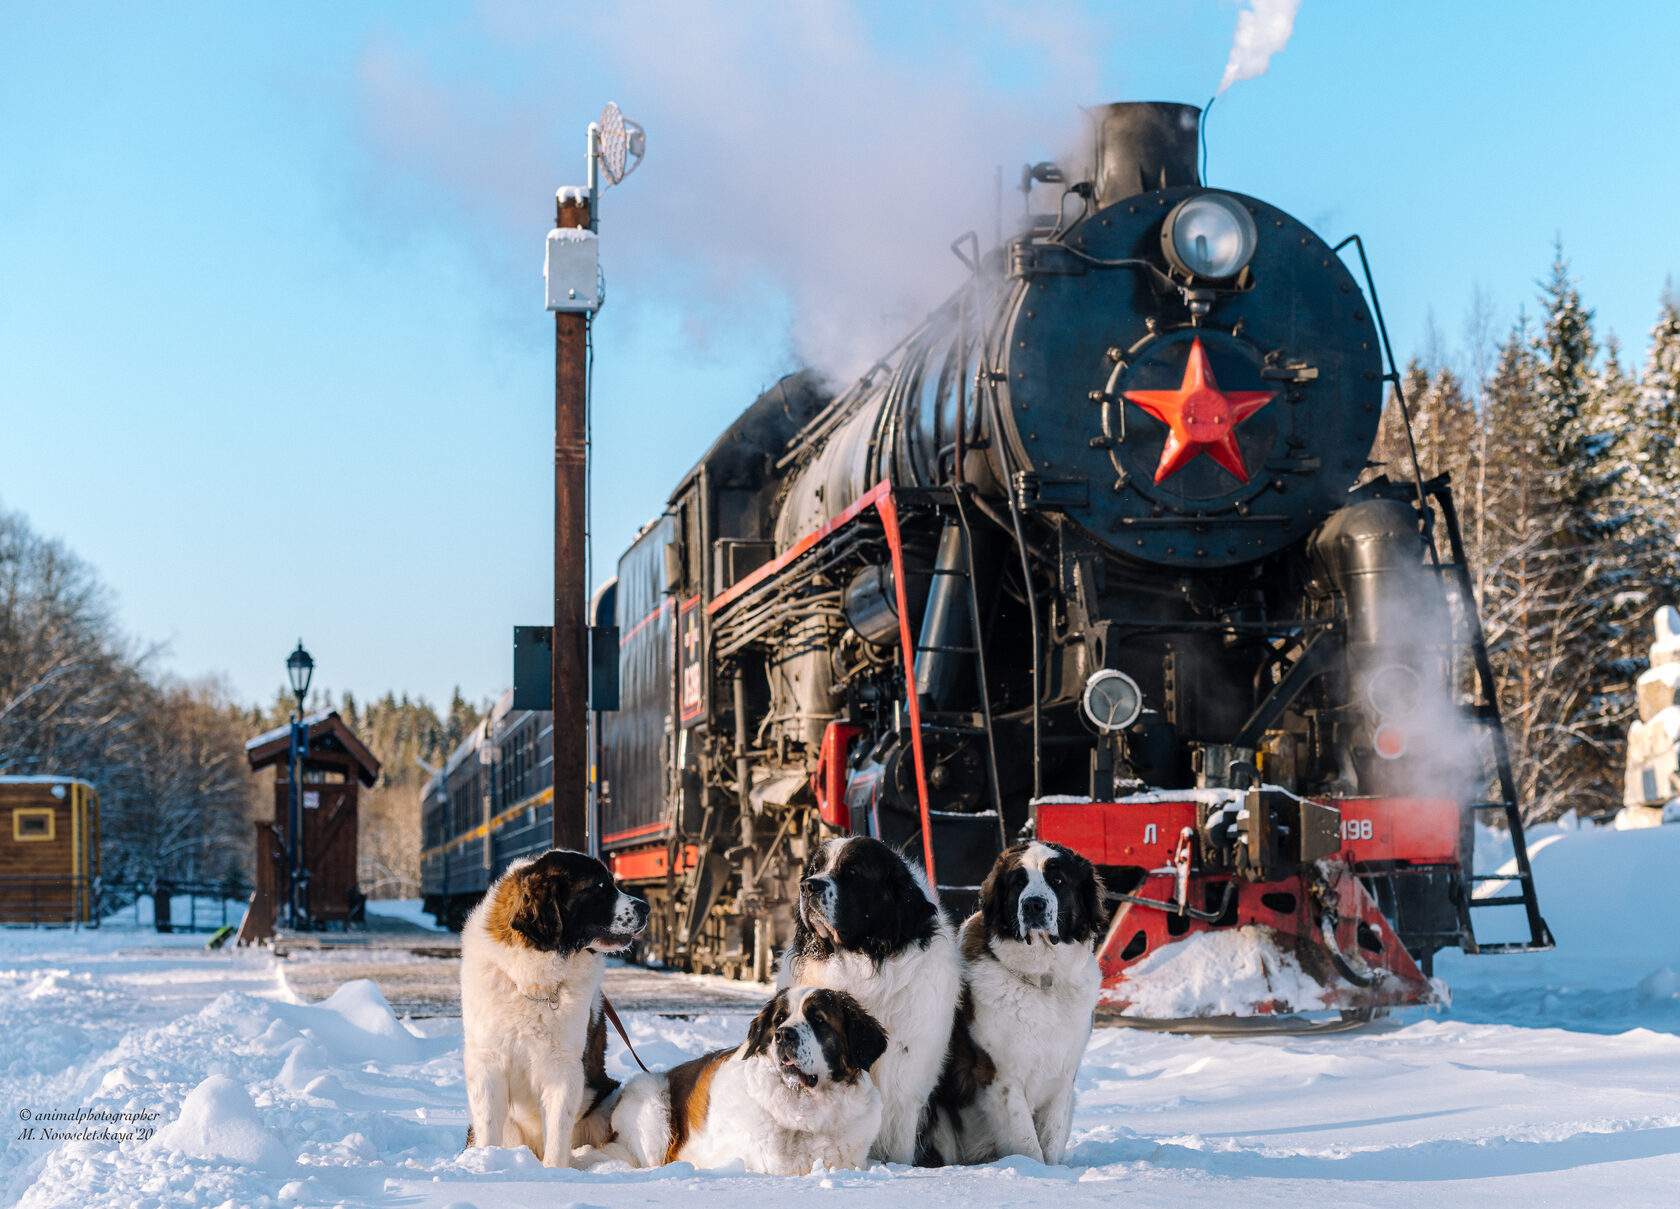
[601,986,887,1174]
[460,848,649,1166]
[779,835,961,1164]
[920,841,1105,1166]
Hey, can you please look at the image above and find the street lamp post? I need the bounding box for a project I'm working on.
[285,640,314,930]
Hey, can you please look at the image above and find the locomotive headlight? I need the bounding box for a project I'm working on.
[1082,669,1143,733]
[1162,192,1258,281]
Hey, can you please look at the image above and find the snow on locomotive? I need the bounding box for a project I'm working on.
[592,102,1551,1026]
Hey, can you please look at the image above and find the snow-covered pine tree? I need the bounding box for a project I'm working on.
[1582,289,1680,773]
[1478,312,1569,820]
[1578,332,1677,791]
[1501,245,1624,818]
[1639,284,1680,509]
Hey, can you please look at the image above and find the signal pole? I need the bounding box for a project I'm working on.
[545,105,643,855]
[552,188,590,853]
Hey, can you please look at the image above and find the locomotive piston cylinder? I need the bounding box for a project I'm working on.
[1308,499,1451,790]
[1308,499,1436,663]
[843,565,901,648]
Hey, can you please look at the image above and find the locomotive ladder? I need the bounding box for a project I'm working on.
[1428,480,1555,955]
[912,488,1008,903]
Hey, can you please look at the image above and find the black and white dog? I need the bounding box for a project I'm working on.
[920,841,1105,1166]
[460,849,649,1167]
[600,986,888,1174]
[779,836,961,1164]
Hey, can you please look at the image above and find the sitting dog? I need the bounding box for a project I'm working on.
[460,848,649,1166]
[779,835,961,1164]
[601,986,887,1174]
[919,841,1105,1166]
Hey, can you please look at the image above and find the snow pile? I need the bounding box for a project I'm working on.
[149,1074,287,1168]
[1112,927,1329,1018]
[1440,816,1680,1033]
[275,978,425,1064]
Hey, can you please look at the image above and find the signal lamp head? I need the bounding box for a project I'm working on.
[1161,191,1258,281]
[1082,669,1144,733]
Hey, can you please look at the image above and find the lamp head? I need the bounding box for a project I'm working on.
[286,640,314,706]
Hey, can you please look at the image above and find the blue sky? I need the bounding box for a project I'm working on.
[3,1,1678,712]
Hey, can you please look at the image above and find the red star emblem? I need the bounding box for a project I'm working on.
[1122,338,1275,484]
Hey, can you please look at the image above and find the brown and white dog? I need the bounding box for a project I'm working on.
[919,841,1105,1166]
[779,836,961,1164]
[460,849,649,1167]
[600,986,888,1175]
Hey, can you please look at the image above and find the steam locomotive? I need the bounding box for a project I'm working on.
[430,102,1553,1026]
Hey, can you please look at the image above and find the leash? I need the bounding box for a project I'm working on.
[601,994,650,1073]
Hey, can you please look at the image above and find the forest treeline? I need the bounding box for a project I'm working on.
[1368,248,1680,822]
[0,506,482,899]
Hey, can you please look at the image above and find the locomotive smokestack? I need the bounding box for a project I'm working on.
[1089,102,1202,208]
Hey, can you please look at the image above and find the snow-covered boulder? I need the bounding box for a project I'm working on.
[148,1074,288,1169]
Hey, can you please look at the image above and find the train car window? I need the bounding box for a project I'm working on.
[715,488,759,541]
[14,808,54,841]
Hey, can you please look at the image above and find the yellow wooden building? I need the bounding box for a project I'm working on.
[0,776,101,924]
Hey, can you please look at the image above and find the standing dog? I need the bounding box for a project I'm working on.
[779,836,961,1164]
[460,849,649,1166]
[920,841,1105,1166]
[601,986,888,1174]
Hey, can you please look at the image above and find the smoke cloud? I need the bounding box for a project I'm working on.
[349,1,1111,383]
[1216,0,1301,95]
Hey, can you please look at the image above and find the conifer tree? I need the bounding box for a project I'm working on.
[1482,246,1629,817]
[1639,285,1680,508]
[1478,312,1564,818]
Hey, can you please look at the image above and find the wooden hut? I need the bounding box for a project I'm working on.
[0,776,101,925]
[239,711,380,942]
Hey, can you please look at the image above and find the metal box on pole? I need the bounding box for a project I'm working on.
[545,227,601,313]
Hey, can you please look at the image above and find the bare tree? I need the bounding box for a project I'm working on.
[0,506,250,890]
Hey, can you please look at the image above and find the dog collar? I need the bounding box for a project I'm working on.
[1009,968,1054,991]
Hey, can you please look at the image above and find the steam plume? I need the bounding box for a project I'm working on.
[349,1,1104,383]
[1216,0,1301,94]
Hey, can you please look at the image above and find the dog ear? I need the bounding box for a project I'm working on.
[1079,860,1107,937]
[889,873,937,950]
[978,850,1008,936]
[837,992,888,1073]
[508,868,565,950]
[744,992,785,1058]
[981,844,1028,938]
[1054,843,1106,940]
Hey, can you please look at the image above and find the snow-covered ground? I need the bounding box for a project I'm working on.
[4,823,1679,1208]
